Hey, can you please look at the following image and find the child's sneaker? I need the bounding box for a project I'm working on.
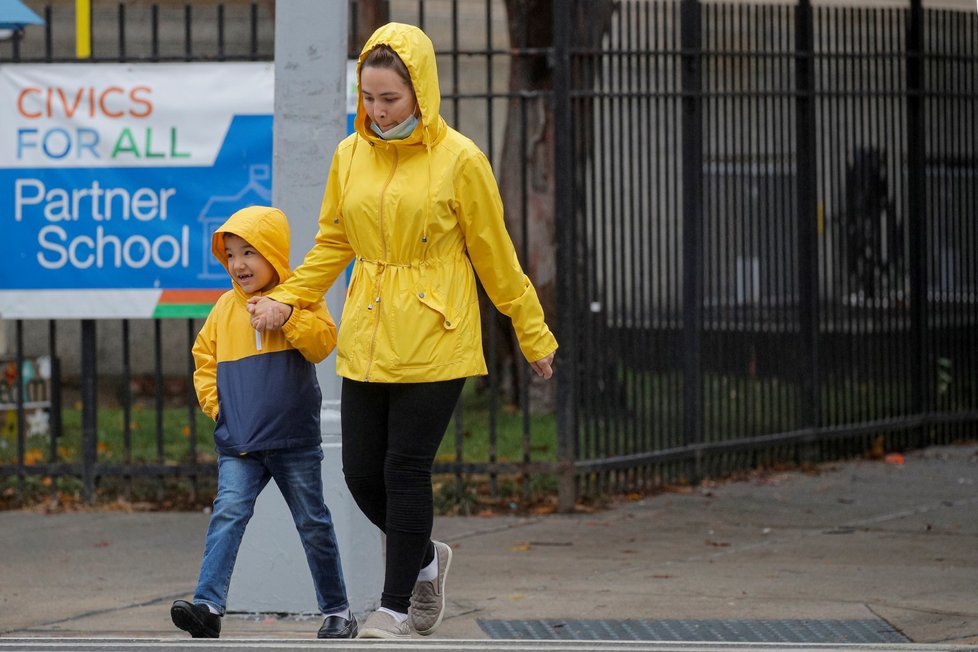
[170,599,221,638]
[317,613,359,639]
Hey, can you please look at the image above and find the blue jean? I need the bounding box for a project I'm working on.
[193,445,349,615]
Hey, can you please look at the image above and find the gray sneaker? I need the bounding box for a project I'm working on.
[358,610,411,639]
[409,539,453,636]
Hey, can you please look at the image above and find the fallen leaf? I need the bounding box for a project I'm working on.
[662,484,693,494]
[884,452,905,465]
[868,435,885,460]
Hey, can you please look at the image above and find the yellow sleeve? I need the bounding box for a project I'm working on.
[280,300,337,364]
[456,150,558,363]
[267,144,356,309]
[191,312,220,421]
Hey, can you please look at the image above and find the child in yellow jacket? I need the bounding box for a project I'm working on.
[170,205,356,640]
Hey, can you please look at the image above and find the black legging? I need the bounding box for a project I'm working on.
[341,377,465,613]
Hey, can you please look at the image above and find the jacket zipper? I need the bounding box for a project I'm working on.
[364,146,398,381]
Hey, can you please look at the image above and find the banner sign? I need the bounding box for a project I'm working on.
[0,62,274,319]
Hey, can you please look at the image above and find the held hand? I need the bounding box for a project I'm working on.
[247,296,292,331]
[530,352,555,380]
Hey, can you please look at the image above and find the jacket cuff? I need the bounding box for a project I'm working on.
[280,306,298,336]
[506,281,559,362]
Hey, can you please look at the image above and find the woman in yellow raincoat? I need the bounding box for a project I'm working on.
[249,22,557,638]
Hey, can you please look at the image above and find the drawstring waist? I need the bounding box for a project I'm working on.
[357,257,414,269]
[354,254,463,312]
[354,253,461,270]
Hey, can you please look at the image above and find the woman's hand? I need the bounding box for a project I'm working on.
[247,296,292,331]
[530,352,555,380]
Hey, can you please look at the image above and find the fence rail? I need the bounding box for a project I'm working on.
[562,0,976,497]
[1,0,975,510]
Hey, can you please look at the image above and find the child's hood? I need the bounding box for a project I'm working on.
[211,205,292,293]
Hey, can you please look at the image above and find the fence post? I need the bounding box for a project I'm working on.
[681,0,704,467]
[906,0,929,446]
[48,321,62,502]
[795,0,820,448]
[80,319,97,504]
[553,1,577,513]
[15,321,25,503]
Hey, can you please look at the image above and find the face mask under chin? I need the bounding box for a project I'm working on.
[371,111,419,140]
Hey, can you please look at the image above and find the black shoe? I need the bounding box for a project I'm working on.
[317,614,358,639]
[170,599,221,638]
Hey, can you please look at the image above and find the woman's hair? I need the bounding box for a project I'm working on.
[362,44,413,89]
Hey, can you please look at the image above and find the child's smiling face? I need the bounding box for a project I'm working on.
[223,232,278,294]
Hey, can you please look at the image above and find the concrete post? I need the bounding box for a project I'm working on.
[226,1,383,615]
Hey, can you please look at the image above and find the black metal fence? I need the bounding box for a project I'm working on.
[559,0,977,498]
[0,0,274,506]
[1,0,975,510]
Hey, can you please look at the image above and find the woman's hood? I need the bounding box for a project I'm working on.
[354,22,444,145]
[210,205,292,293]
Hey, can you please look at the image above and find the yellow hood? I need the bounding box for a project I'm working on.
[211,205,292,295]
[354,22,446,146]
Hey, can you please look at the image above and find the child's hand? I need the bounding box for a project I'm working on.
[248,297,292,331]
[530,352,555,380]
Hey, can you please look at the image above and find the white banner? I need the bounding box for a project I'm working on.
[0,62,272,169]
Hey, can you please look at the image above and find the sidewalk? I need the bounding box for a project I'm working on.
[1,443,976,649]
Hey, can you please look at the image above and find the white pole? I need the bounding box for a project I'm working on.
[227,0,383,616]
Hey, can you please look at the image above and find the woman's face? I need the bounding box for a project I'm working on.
[360,65,417,132]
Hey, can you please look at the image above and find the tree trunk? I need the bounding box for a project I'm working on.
[350,0,390,56]
[486,0,615,412]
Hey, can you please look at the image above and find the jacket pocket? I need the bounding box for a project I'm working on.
[385,288,463,370]
[339,266,368,359]
[417,289,460,331]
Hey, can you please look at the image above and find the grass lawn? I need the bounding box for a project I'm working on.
[1,380,558,511]
[438,379,557,464]
[6,370,917,512]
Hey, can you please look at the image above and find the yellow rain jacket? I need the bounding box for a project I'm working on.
[193,206,336,454]
[268,22,557,383]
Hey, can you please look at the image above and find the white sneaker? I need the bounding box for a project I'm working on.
[358,610,411,639]
[409,540,453,636]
